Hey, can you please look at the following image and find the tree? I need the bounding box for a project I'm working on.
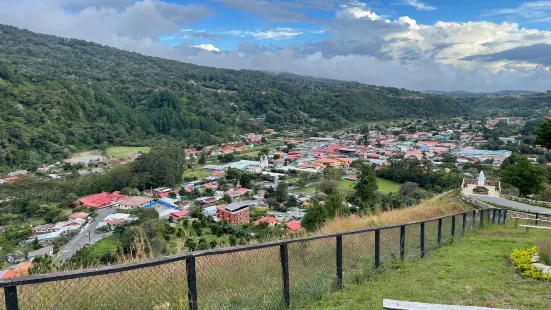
[349,164,379,210]
[286,195,299,209]
[501,155,547,197]
[535,119,551,149]
[325,190,347,216]
[133,140,186,188]
[28,255,54,275]
[301,201,328,232]
[274,182,289,203]
[324,167,341,182]
[198,153,207,165]
[228,235,237,246]
[316,179,339,195]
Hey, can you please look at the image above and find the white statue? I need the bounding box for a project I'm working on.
[477,170,485,186]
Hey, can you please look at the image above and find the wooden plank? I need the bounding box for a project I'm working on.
[383,299,516,310]
[512,217,551,224]
[519,225,551,230]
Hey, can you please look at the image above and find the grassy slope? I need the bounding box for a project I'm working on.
[106,146,151,159]
[294,178,401,196]
[307,225,551,310]
[320,190,471,234]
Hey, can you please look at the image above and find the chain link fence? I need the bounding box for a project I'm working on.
[0,208,507,310]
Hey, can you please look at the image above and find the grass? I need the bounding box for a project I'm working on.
[106,146,150,159]
[293,178,401,196]
[89,235,119,256]
[320,190,471,234]
[307,225,551,310]
[184,166,211,180]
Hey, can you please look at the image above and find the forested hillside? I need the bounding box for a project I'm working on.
[457,93,551,116]
[0,24,469,171]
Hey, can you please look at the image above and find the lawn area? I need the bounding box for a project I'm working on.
[338,178,400,195]
[307,225,551,310]
[88,235,119,257]
[184,166,212,180]
[106,146,150,159]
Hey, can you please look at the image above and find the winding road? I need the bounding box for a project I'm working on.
[57,206,116,262]
[471,195,551,215]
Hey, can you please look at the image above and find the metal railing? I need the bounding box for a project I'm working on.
[0,208,509,310]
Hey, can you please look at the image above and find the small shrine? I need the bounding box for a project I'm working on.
[462,171,501,197]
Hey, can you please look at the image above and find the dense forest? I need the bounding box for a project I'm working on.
[457,93,551,117]
[0,24,469,171]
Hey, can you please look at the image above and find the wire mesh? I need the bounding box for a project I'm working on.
[403,223,421,261]
[379,227,402,270]
[0,210,506,310]
[342,231,374,285]
[196,246,284,309]
[15,260,189,310]
[288,237,335,307]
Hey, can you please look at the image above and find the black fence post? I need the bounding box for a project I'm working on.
[374,230,380,270]
[480,210,484,229]
[536,213,540,226]
[400,225,405,261]
[451,215,456,238]
[472,210,476,229]
[492,209,496,225]
[4,287,18,310]
[420,222,425,258]
[502,210,508,225]
[280,244,290,308]
[186,257,198,310]
[336,236,343,290]
[462,213,467,235]
[487,209,491,224]
[437,219,442,245]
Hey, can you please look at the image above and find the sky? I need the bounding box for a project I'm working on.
[2,1,551,92]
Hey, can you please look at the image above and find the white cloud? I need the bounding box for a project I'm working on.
[192,44,220,52]
[225,28,303,40]
[403,0,436,12]
[484,1,551,21]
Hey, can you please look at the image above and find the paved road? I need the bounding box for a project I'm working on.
[57,206,116,262]
[471,195,551,215]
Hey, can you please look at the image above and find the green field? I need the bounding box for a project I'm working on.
[106,146,151,159]
[184,166,212,180]
[88,235,119,257]
[293,178,401,196]
[339,178,400,195]
[307,225,551,310]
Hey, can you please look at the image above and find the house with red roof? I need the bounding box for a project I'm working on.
[0,261,32,279]
[226,188,249,199]
[169,210,189,220]
[286,220,302,232]
[68,212,89,220]
[253,216,279,226]
[77,192,127,209]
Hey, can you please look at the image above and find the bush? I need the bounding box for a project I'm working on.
[510,247,549,280]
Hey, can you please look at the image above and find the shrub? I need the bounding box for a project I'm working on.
[535,237,551,266]
[510,247,549,280]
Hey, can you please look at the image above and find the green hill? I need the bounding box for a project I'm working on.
[0,24,469,171]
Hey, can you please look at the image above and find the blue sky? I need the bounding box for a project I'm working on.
[2,0,551,91]
[154,0,551,51]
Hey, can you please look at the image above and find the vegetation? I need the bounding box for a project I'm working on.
[535,119,551,149]
[535,237,551,266]
[106,147,151,159]
[501,154,547,197]
[308,225,551,309]
[510,247,549,280]
[0,24,469,172]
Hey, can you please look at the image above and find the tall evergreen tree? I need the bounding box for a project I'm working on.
[350,164,379,211]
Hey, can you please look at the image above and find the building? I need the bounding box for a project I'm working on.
[286,220,302,232]
[68,212,89,220]
[143,200,180,219]
[28,246,54,260]
[118,196,154,209]
[77,192,127,209]
[0,261,32,279]
[253,216,279,226]
[216,202,251,225]
[226,188,249,199]
[32,224,57,234]
[169,210,189,221]
[102,213,137,227]
[315,158,341,168]
[144,187,179,198]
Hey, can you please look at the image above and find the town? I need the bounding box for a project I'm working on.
[0,115,549,278]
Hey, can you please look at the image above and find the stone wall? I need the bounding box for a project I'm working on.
[460,193,494,209]
[501,195,551,208]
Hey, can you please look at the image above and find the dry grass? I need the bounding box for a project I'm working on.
[535,237,551,265]
[319,190,472,234]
